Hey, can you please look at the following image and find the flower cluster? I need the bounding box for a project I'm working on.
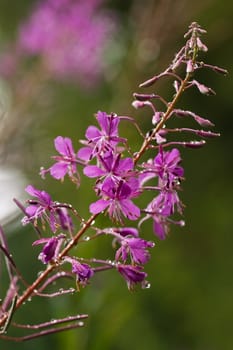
[0,23,226,341]
[0,0,117,86]
[18,24,226,294]
[139,147,185,239]
[21,22,226,289]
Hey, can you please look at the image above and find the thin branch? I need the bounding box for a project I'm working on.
[0,321,86,342]
[36,271,74,293]
[12,313,88,330]
[0,295,17,334]
[0,242,28,288]
[34,288,76,298]
[0,226,15,279]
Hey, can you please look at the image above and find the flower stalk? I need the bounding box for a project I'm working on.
[0,22,226,340]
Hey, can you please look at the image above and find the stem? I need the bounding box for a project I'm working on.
[133,73,190,165]
[0,214,98,328]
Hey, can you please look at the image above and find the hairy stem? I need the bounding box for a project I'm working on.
[134,73,190,164]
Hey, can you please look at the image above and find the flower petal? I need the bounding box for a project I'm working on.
[120,199,140,220]
[85,125,101,140]
[77,147,92,161]
[83,165,105,178]
[54,136,74,156]
[89,199,110,214]
[50,162,68,179]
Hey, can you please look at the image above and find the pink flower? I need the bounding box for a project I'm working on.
[32,234,65,264]
[115,237,154,265]
[90,179,140,223]
[117,264,148,290]
[17,0,117,86]
[22,185,73,233]
[40,136,82,185]
[78,111,126,161]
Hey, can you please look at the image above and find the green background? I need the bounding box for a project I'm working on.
[0,0,232,349]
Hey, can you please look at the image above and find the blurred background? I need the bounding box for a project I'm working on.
[0,0,232,349]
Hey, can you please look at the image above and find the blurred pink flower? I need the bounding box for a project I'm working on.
[1,0,117,87]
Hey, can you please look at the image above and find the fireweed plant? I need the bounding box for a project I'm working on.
[0,23,227,341]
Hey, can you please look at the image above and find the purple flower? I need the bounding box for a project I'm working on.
[22,185,73,233]
[78,111,126,161]
[115,237,154,265]
[40,136,81,184]
[117,264,148,290]
[56,208,74,232]
[89,178,140,223]
[64,257,94,287]
[141,147,184,188]
[84,152,135,182]
[32,234,65,264]
[15,0,117,86]
[141,192,184,239]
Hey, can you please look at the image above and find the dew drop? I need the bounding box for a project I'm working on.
[80,222,87,228]
[78,321,84,327]
[142,281,151,289]
[180,220,185,227]
[83,236,90,241]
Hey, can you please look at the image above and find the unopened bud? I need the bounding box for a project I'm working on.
[133,93,158,101]
[195,130,220,138]
[196,37,208,52]
[192,80,216,95]
[152,112,163,125]
[186,60,194,73]
[132,100,145,109]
